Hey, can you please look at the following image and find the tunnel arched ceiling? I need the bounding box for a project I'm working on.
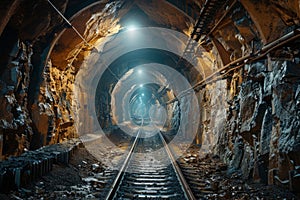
[48,0,197,71]
[95,48,202,93]
[2,0,298,88]
[2,0,299,71]
[128,83,162,105]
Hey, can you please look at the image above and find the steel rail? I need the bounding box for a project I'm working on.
[105,129,196,200]
[158,132,197,200]
[105,130,141,200]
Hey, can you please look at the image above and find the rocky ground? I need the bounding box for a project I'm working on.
[177,144,299,200]
[0,146,118,199]
[0,130,131,200]
[0,142,298,199]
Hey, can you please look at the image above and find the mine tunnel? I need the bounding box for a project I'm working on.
[0,0,300,199]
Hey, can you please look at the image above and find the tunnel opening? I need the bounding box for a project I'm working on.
[94,48,202,133]
[129,83,159,126]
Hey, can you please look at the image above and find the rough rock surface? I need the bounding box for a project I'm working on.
[198,60,300,196]
[0,41,34,159]
[177,145,297,200]
[0,0,67,159]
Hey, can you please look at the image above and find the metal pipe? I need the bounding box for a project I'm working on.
[46,0,90,46]
[262,29,299,52]
[167,28,300,104]
[205,28,299,80]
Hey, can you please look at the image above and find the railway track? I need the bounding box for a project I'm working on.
[105,129,196,200]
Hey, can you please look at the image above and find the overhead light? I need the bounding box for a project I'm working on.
[127,24,137,31]
[138,69,142,74]
[140,84,143,88]
[141,93,145,97]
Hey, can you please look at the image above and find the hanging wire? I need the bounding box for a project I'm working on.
[47,0,123,81]
[46,0,90,46]
[107,66,120,81]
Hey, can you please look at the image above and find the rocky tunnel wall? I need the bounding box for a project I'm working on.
[181,59,300,193]
[165,0,300,193]
[0,0,134,159]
